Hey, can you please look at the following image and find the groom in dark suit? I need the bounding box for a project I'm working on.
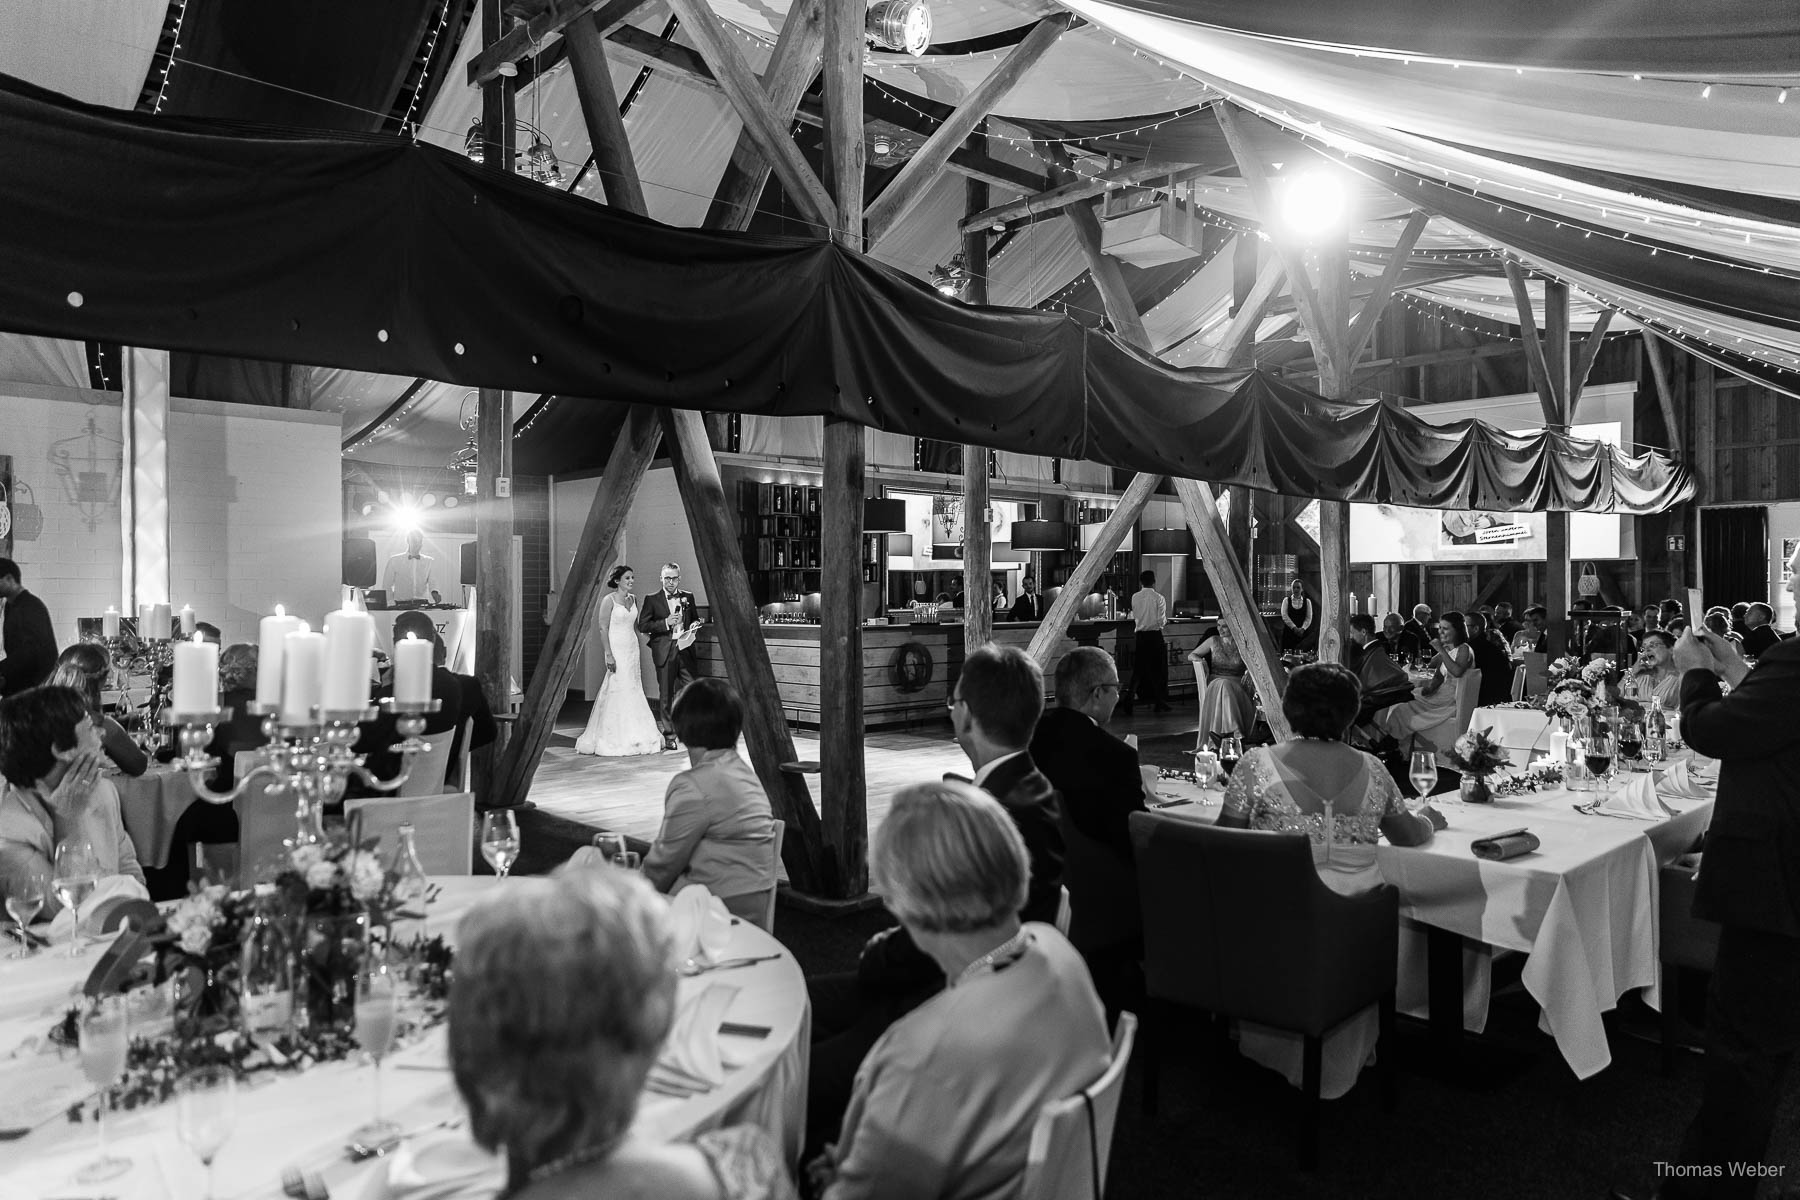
[637,562,698,749]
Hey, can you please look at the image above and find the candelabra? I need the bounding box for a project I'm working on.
[106,634,174,752]
[166,699,442,845]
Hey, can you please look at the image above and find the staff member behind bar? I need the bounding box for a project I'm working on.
[1010,576,1048,622]
[1121,571,1169,715]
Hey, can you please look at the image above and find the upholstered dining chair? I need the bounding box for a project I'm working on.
[232,750,292,885]
[396,737,454,798]
[1658,860,1721,1075]
[1019,1012,1138,1200]
[344,791,475,875]
[1129,812,1398,1169]
[722,818,785,932]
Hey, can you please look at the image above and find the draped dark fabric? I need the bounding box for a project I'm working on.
[0,74,1692,513]
[1080,1,1800,74]
[1701,507,1769,611]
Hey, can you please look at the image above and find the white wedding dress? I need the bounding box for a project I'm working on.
[575,598,666,756]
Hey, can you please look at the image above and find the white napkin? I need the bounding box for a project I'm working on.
[667,883,733,965]
[1122,734,1139,750]
[1657,759,1715,799]
[659,982,739,1086]
[1139,765,1160,799]
[358,1135,505,1200]
[1604,774,1674,820]
[47,872,151,942]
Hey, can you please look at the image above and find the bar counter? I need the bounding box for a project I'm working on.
[692,619,1212,730]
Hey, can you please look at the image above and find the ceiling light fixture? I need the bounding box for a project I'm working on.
[462,116,561,185]
[929,253,970,299]
[872,137,893,156]
[866,0,931,56]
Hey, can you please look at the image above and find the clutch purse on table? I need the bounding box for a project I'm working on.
[1471,828,1539,861]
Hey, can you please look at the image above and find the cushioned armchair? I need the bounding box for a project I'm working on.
[1129,812,1399,1168]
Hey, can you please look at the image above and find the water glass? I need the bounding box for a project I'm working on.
[76,996,132,1182]
[176,1066,237,1200]
[480,810,521,879]
[4,867,47,958]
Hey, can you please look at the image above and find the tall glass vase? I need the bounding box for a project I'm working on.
[299,911,369,1034]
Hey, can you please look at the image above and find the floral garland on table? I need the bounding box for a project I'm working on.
[1489,761,1567,798]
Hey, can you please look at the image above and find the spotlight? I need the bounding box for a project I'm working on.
[1276,169,1349,237]
[866,0,931,56]
[463,117,484,164]
[929,253,970,299]
[873,137,893,156]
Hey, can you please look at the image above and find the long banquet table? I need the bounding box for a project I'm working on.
[0,877,809,1199]
[1153,753,1714,1079]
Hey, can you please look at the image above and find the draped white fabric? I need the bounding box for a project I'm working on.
[0,0,164,110]
[0,335,87,389]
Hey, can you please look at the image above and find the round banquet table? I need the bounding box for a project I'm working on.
[0,877,809,1200]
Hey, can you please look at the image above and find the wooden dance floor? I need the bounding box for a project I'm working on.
[526,701,1197,852]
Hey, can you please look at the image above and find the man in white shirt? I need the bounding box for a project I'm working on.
[382,530,441,605]
[1121,570,1170,715]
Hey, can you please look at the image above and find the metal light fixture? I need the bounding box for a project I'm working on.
[1008,519,1067,550]
[929,253,970,299]
[463,117,562,185]
[863,497,906,532]
[866,0,931,55]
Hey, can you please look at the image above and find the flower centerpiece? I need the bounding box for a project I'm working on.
[158,886,256,1036]
[1444,726,1512,803]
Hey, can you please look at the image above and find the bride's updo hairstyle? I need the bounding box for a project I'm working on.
[606,564,633,589]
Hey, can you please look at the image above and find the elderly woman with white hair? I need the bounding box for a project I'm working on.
[809,781,1111,1200]
[449,868,795,1200]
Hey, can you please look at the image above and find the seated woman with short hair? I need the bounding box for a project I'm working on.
[1219,662,1442,1099]
[48,642,146,777]
[637,679,778,921]
[451,868,792,1199]
[811,780,1111,1199]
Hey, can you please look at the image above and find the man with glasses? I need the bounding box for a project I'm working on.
[636,563,699,751]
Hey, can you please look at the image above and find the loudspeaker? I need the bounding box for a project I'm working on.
[460,541,477,586]
[343,537,377,588]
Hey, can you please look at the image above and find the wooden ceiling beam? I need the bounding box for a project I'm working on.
[1502,258,1562,426]
[564,12,647,214]
[703,0,824,231]
[1343,210,1429,367]
[958,159,1205,233]
[1566,306,1616,423]
[469,0,650,87]
[1642,329,1684,456]
[865,12,1074,242]
[819,0,863,246]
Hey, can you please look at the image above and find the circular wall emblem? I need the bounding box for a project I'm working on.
[888,642,934,692]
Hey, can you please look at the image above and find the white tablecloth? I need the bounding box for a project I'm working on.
[1155,758,1713,1079]
[0,877,809,1199]
[115,765,199,870]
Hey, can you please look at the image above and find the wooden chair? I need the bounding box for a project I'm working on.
[1131,813,1398,1168]
[344,791,476,875]
[397,737,454,798]
[1019,1012,1139,1200]
[1658,860,1721,1075]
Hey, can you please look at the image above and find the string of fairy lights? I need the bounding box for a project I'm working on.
[399,0,458,135]
[148,0,190,115]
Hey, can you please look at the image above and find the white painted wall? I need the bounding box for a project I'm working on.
[0,383,341,650]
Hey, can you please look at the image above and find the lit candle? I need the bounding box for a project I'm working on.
[1368,593,1377,617]
[1548,729,1570,763]
[172,633,218,714]
[392,634,432,704]
[340,584,356,611]
[281,627,324,720]
[178,604,195,636]
[321,607,374,711]
[137,604,152,635]
[256,606,302,708]
[148,603,172,640]
[102,607,119,638]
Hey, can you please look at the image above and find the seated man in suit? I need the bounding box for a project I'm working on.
[1347,614,1413,724]
[347,610,464,800]
[1029,646,1144,1020]
[805,644,1064,1157]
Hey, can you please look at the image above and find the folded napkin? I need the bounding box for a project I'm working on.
[47,873,150,942]
[659,982,740,1087]
[668,883,733,966]
[1138,765,1160,799]
[358,1135,504,1200]
[1471,828,1539,861]
[1657,759,1715,800]
[1606,775,1675,820]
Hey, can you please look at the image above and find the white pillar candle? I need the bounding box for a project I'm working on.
[172,634,218,713]
[178,604,195,635]
[148,603,172,640]
[281,628,324,720]
[137,604,152,635]
[392,634,432,705]
[340,584,356,611]
[1368,593,1377,616]
[256,606,302,708]
[321,608,374,711]
[102,607,120,638]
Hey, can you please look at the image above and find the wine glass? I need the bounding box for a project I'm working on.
[76,996,132,1182]
[53,837,100,958]
[1190,749,1219,791]
[480,811,521,879]
[176,1066,237,1200]
[1408,750,1438,801]
[4,866,46,958]
[1585,735,1616,796]
[1616,721,1644,773]
[351,953,401,1146]
[1217,735,1244,778]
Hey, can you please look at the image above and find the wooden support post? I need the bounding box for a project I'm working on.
[1344,211,1429,367]
[865,12,1073,242]
[819,0,864,246]
[1567,307,1616,424]
[1642,330,1683,456]
[665,0,836,235]
[1174,478,1291,740]
[1503,259,1561,426]
[662,409,827,892]
[958,158,1206,234]
[961,141,993,648]
[1313,233,1351,665]
[702,0,824,232]
[820,416,867,897]
[1027,474,1162,664]
[565,11,648,213]
[493,407,661,811]
[1542,279,1572,655]
[469,0,650,85]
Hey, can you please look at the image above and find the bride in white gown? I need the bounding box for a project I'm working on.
[575,565,667,756]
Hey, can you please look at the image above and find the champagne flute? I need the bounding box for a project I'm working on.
[76,996,132,1182]
[1408,750,1439,801]
[4,867,47,958]
[53,837,100,958]
[480,811,521,879]
[176,1066,237,1200]
[351,953,401,1145]
[1217,735,1243,778]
